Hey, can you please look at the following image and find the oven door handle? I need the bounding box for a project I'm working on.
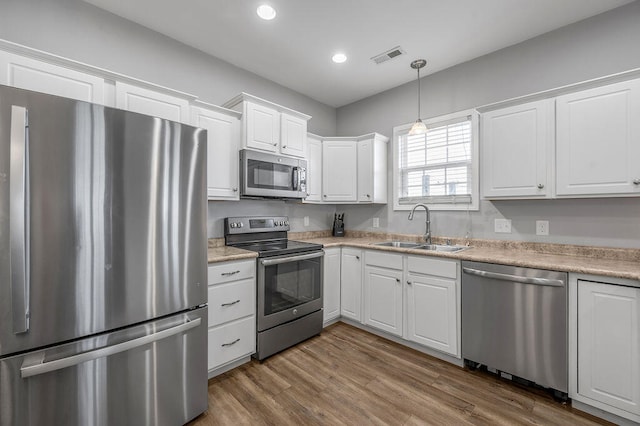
[260,251,324,266]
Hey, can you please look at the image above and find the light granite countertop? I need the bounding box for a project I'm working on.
[208,231,640,282]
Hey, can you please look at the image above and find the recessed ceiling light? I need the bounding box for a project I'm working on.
[332,53,347,64]
[256,5,276,20]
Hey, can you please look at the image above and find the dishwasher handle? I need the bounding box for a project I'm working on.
[462,267,565,287]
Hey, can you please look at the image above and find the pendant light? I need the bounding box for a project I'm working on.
[408,59,427,136]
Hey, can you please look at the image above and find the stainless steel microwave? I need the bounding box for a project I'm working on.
[240,149,308,199]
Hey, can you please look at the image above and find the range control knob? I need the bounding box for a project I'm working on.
[230,223,237,228]
[238,222,244,228]
[284,221,289,226]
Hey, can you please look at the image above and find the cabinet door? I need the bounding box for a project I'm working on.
[115,81,189,123]
[406,273,458,356]
[322,140,357,202]
[577,280,640,415]
[245,102,280,152]
[357,138,373,202]
[305,135,322,202]
[556,80,640,196]
[191,106,240,200]
[0,51,105,104]
[364,265,403,336]
[323,248,341,324]
[481,99,552,198]
[340,248,362,322]
[280,113,307,157]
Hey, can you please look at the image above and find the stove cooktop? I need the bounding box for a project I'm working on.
[235,239,323,258]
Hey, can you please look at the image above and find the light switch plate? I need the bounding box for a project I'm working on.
[372,217,380,228]
[303,216,309,227]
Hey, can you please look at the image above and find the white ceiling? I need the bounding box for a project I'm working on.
[83,0,633,108]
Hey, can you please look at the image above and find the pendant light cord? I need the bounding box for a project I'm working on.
[417,67,421,120]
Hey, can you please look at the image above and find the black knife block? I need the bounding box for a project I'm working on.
[332,214,345,237]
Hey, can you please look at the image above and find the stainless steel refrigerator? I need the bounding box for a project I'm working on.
[0,85,208,425]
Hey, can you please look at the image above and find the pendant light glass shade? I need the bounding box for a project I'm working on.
[409,59,428,136]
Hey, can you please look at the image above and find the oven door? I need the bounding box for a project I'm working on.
[240,150,306,198]
[257,251,324,332]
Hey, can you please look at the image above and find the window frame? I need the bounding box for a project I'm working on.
[392,109,479,211]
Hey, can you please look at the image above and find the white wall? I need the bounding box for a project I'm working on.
[0,0,339,238]
[336,1,640,248]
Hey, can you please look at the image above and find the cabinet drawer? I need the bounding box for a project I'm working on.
[208,259,255,285]
[365,250,403,270]
[408,256,458,279]
[208,278,255,326]
[208,316,255,370]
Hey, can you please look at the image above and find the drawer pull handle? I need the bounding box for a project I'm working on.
[221,299,240,307]
[221,338,240,347]
[221,270,240,276]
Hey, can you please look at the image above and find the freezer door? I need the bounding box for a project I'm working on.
[0,85,207,356]
[0,307,208,426]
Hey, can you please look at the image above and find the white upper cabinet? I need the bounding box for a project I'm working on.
[245,102,280,152]
[305,134,323,203]
[280,113,307,157]
[322,139,358,202]
[556,79,640,197]
[191,102,241,200]
[0,51,105,104]
[115,81,190,123]
[357,134,388,203]
[481,99,553,198]
[223,93,310,158]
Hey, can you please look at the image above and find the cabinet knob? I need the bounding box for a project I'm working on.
[407,281,412,285]
[537,183,544,189]
[282,145,287,148]
[366,194,371,198]
[232,188,238,192]
[272,143,278,146]
[323,195,327,197]
[395,278,400,283]
[355,256,360,260]
[634,179,640,185]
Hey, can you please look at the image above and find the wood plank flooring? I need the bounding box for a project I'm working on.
[189,322,610,425]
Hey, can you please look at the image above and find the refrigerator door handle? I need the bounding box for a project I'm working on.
[20,317,202,378]
[10,105,30,334]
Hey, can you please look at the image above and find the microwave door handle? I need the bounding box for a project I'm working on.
[10,105,30,334]
[292,167,299,191]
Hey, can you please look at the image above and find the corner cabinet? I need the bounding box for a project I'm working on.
[570,275,640,423]
[323,247,341,325]
[322,139,358,202]
[191,102,241,200]
[223,93,311,158]
[481,99,553,198]
[556,79,640,197]
[207,259,256,377]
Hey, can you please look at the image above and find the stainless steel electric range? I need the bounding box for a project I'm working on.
[224,216,324,360]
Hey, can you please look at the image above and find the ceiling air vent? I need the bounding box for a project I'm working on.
[371,46,405,65]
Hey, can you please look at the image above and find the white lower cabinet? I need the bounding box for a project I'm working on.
[341,248,363,322]
[207,259,256,375]
[323,247,341,324]
[571,276,640,422]
[363,251,403,337]
[406,256,460,357]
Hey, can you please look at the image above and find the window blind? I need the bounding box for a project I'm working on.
[398,116,473,205]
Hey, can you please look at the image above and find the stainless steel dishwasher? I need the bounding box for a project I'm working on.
[462,261,568,397]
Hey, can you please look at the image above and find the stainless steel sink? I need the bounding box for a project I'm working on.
[374,241,468,252]
[418,244,468,252]
[374,241,422,248]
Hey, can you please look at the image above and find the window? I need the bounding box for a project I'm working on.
[393,110,479,211]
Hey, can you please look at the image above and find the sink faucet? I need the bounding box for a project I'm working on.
[408,203,431,244]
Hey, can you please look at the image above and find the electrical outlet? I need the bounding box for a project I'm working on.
[536,220,549,236]
[494,218,512,233]
[372,217,380,228]
[303,216,309,227]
